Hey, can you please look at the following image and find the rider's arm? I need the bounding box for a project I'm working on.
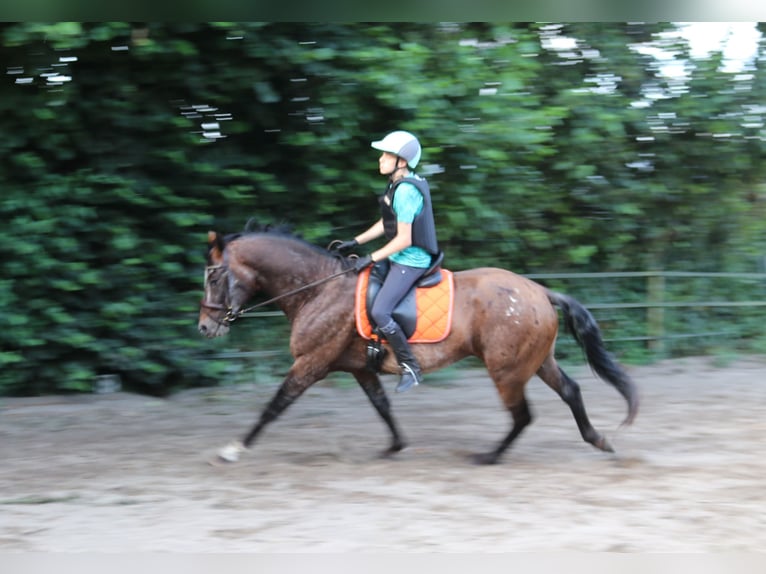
[355,219,385,246]
[370,221,412,262]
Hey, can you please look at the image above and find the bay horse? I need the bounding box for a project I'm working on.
[198,227,638,465]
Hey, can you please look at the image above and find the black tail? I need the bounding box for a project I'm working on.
[547,290,639,426]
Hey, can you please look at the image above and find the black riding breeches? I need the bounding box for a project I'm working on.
[370,262,428,333]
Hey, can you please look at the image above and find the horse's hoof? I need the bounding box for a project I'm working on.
[471,452,500,465]
[596,436,615,453]
[213,441,247,464]
[380,442,406,458]
[208,455,234,467]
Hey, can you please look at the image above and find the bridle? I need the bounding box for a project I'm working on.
[200,262,355,324]
[200,264,236,324]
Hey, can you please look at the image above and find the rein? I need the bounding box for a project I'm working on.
[202,265,355,323]
[236,267,354,318]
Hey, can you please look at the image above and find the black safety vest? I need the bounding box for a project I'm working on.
[378,176,439,256]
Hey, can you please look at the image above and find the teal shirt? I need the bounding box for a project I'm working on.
[389,177,432,268]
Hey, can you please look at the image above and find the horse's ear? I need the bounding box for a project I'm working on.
[207,230,225,264]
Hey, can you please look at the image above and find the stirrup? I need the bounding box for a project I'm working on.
[396,363,421,393]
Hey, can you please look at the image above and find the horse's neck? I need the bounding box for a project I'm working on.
[235,237,340,309]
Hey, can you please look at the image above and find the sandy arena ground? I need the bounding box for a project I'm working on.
[0,356,764,552]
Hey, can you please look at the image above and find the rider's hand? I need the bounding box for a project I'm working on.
[352,254,373,273]
[335,239,358,253]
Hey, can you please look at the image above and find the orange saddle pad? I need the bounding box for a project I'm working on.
[355,267,455,343]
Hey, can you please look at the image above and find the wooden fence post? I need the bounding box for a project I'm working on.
[647,272,665,353]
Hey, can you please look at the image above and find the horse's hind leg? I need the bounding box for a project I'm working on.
[353,369,407,457]
[474,372,534,465]
[537,355,613,453]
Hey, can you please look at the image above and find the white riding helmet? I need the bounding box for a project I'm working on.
[371,130,422,169]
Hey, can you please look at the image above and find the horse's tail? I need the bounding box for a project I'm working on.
[547,290,639,426]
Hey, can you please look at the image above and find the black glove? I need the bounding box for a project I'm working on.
[335,239,358,253]
[352,254,373,273]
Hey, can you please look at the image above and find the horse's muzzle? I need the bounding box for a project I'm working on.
[198,320,230,338]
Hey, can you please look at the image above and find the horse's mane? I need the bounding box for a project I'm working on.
[224,220,348,266]
[222,220,294,244]
[245,219,295,236]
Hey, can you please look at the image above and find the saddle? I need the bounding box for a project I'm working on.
[355,252,454,343]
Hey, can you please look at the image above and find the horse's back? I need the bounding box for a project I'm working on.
[453,266,559,330]
[455,267,551,303]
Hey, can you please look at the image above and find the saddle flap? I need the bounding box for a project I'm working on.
[355,266,454,344]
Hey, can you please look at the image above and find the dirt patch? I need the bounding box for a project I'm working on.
[0,356,764,552]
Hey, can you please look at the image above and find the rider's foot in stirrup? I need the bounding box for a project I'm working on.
[395,363,422,393]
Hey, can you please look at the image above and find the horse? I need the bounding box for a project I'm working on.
[198,227,638,465]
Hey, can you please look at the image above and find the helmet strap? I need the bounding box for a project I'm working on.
[386,157,410,181]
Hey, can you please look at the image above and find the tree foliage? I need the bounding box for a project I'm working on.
[2,22,764,395]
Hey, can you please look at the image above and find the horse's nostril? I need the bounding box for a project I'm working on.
[199,324,207,335]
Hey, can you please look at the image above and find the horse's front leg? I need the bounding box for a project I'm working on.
[352,369,407,457]
[215,359,325,463]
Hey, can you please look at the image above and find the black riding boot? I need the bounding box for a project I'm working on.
[380,322,423,393]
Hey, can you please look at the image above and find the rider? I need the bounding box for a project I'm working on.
[336,130,440,393]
